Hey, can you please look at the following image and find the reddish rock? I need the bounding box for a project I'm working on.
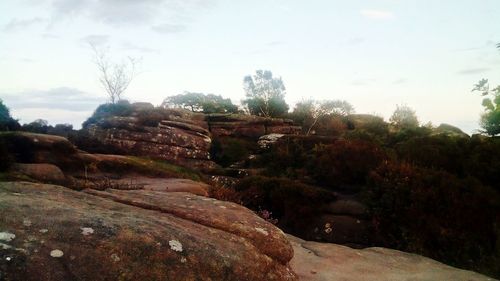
[112,177,211,196]
[0,182,297,281]
[288,234,493,281]
[13,163,66,184]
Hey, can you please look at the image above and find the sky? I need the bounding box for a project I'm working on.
[0,0,499,132]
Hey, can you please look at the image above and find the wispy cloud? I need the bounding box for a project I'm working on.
[122,42,160,53]
[50,0,216,26]
[1,87,104,112]
[151,23,187,34]
[393,78,407,84]
[360,9,394,20]
[81,34,110,46]
[3,17,45,31]
[457,68,490,75]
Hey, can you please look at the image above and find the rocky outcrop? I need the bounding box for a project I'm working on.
[207,114,301,139]
[288,235,494,281]
[0,181,297,280]
[13,163,66,184]
[88,115,215,169]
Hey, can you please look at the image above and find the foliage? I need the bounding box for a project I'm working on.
[21,119,50,134]
[390,104,419,129]
[235,176,336,234]
[309,140,387,189]
[365,161,500,276]
[82,100,133,128]
[163,92,238,114]
[242,70,289,117]
[291,99,354,135]
[0,99,20,131]
[472,78,500,136]
[210,137,256,167]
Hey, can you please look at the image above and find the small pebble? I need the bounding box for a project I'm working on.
[50,249,64,258]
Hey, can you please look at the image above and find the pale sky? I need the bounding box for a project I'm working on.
[0,0,499,132]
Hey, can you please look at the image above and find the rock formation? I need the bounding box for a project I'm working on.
[288,235,494,281]
[207,113,301,139]
[0,181,297,281]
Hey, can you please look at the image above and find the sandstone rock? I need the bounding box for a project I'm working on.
[288,234,494,281]
[433,123,470,138]
[207,114,301,139]
[0,182,297,280]
[258,134,285,149]
[112,177,211,196]
[13,163,66,184]
[86,109,217,169]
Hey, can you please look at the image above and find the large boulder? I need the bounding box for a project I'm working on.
[12,163,66,184]
[288,235,494,281]
[0,182,297,280]
[87,115,216,169]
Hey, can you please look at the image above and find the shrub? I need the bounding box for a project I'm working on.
[236,176,336,235]
[309,139,387,188]
[82,100,133,128]
[365,161,500,277]
[210,137,255,167]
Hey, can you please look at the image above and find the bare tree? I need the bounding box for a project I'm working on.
[90,43,140,104]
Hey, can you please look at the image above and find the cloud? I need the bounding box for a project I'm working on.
[50,0,216,26]
[360,9,394,20]
[1,87,104,112]
[393,78,407,84]
[81,34,110,46]
[122,42,160,53]
[347,37,365,46]
[3,17,45,31]
[151,23,187,34]
[457,68,490,75]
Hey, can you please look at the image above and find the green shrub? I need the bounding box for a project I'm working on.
[82,100,133,128]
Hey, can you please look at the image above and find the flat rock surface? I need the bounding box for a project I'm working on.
[288,235,495,281]
[112,177,211,196]
[0,182,296,281]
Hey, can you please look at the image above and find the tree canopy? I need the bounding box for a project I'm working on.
[390,105,419,129]
[242,70,289,117]
[162,92,238,114]
[472,79,500,136]
[293,99,354,135]
[0,99,20,131]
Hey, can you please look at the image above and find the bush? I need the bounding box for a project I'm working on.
[365,161,500,277]
[309,139,387,188]
[82,100,133,128]
[236,176,336,235]
[210,137,256,167]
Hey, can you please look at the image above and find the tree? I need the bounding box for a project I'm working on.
[293,99,354,135]
[390,105,419,129]
[472,79,500,136]
[162,92,238,113]
[90,43,140,104]
[0,99,20,131]
[242,70,289,117]
[471,44,500,136]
